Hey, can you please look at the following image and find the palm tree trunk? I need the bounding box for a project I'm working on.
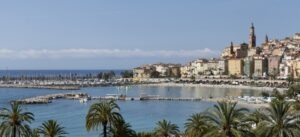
[12,126,16,137]
[103,124,107,137]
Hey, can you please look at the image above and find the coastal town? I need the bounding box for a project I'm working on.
[133,23,300,82]
[2,24,300,90]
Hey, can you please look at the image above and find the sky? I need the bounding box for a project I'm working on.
[0,0,299,69]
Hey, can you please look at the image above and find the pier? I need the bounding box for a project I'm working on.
[12,93,202,105]
[12,92,89,104]
[91,96,202,101]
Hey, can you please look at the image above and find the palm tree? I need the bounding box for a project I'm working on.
[86,100,122,137]
[247,109,265,126]
[154,119,179,137]
[255,100,300,137]
[38,120,67,137]
[110,117,136,137]
[0,102,34,137]
[136,132,153,137]
[184,113,209,137]
[23,128,40,137]
[31,129,40,137]
[204,101,253,137]
[286,84,300,100]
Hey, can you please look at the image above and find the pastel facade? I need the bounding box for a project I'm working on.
[243,57,254,77]
[190,59,208,75]
[228,59,243,76]
[153,64,170,77]
[253,57,268,77]
[133,66,155,79]
[218,60,228,75]
[293,60,300,78]
[268,56,282,74]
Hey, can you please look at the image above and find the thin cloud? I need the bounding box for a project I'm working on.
[0,48,220,59]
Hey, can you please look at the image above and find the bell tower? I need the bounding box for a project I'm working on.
[249,23,256,48]
[265,34,269,43]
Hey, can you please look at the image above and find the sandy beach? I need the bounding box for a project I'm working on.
[201,98,269,109]
[141,82,287,92]
[138,82,283,108]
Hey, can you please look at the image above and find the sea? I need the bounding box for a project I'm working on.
[0,70,125,77]
[0,70,266,136]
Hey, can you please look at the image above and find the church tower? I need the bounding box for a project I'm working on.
[249,23,256,48]
[230,41,234,54]
[265,34,269,43]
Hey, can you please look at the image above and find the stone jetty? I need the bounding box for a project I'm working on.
[92,95,202,101]
[12,92,89,104]
[0,84,80,90]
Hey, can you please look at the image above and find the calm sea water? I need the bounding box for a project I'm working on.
[0,86,265,136]
[0,70,125,77]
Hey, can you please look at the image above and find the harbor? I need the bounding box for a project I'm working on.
[12,92,89,104]
[12,91,279,106]
[12,92,203,104]
[0,84,81,90]
[1,82,280,136]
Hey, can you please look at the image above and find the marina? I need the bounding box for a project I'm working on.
[0,83,274,136]
[13,92,203,104]
[0,84,81,90]
[12,92,89,104]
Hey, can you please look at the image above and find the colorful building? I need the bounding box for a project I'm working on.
[228,58,243,76]
[243,57,254,78]
[268,56,282,75]
[253,56,268,78]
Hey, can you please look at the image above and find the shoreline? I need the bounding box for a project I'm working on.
[0,84,80,90]
[140,82,287,92]
[201,98,269,109]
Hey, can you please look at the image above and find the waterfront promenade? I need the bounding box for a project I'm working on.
[144,82,287,92]
[0,77,290,90]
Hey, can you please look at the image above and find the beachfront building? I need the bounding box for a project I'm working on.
[169,65,181,78]
[293,59,300,78]
[133,63,181,79]
[205,60,219,75]
[268,55,282,76]
[228,58,243,76]
[153,63,170,77]
[279,63,291,79]
[243,57,254,78]
[253,56,268,78]
[133,65,155,80]
[180,64,193,78]
[189,59,220,77]
[218,60,228,75]
[278,53,294,79]
[190,59,208,76]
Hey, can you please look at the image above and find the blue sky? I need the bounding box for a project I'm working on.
[0,0,299,69]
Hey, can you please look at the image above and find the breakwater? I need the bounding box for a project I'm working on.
[12,93,202,104]
[12,92,89,104]
[0,84,80,90]
[92,96,202,101]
